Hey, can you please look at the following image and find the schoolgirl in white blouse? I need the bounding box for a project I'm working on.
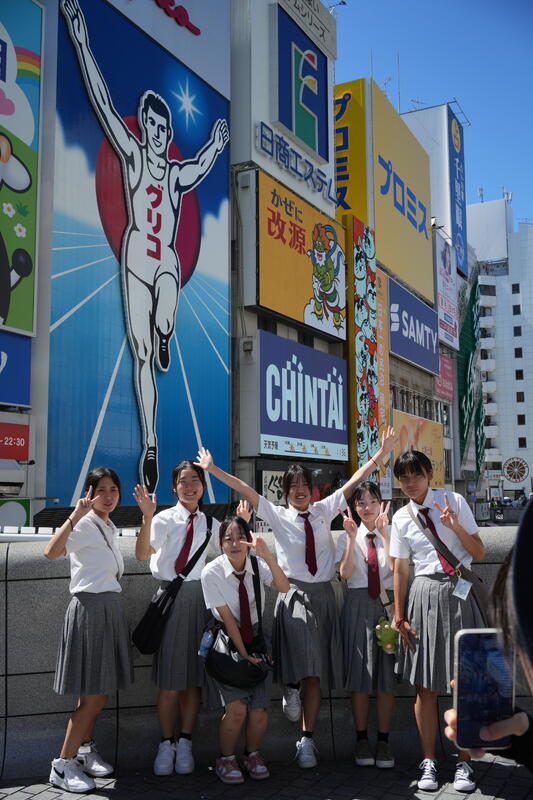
[201,515,289,785]
[135,460,223,777]
[336,481,395,769]
[390,450,485,793]
[44,467,133,794]
[195,427,395,769]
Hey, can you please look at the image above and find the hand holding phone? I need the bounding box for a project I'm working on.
[444,706,529,759]
[453,628,515,750]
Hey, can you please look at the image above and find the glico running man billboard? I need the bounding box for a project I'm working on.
[48,0,230,505]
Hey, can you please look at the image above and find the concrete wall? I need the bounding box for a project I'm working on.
[1,527,528,780]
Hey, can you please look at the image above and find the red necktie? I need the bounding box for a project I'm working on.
[233,572,254,644]
[174,513,196,575]
[419,507,455,576]
[366,533,380,599]
[298,512,317,576]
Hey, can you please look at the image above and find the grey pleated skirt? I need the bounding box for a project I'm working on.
[53,591,133,696]
[204,628,273,711]
[152,579,208,691]
[273,579,344,689]
[397,573,485,694]
[341,588,396,693]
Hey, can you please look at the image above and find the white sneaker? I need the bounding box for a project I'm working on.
[295,737,318,769]
[76,740,113,777]
[50,757,96,793]
[454,761,476,792]
[417,758,438,791]
[282,686,302,722]
[154,740,176,776]
[175,737,194,774]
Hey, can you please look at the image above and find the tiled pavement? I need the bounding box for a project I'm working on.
[1,755,531,800]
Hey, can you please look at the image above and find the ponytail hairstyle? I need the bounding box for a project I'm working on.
[171,460,206,499]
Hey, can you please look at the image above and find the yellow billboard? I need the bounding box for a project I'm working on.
[372,82,433,301]
[393,410,444,487]
[258,172,346,339]
[334,80,368,225]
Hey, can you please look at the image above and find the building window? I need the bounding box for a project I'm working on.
[257,314,277,334]
[516,370,524,380]
[514,326,522,336]
[518,437,527,448]
[517,415,526,425]
[298,330,313,347]
[479,284,496,296]
[517,391,525,402]
[513,305,521,315]
[515,347,523,358]
[480,349,489,360]
[480,307,492,317]
[444,449,452,483]
[512,283,520,294]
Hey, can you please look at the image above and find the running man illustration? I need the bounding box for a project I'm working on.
[61,0,229,492]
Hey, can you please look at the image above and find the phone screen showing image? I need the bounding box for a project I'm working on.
[455,630,514,750]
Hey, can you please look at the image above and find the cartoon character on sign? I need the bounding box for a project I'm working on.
[303,222,345,336]
[61,0,229,492]
[0,134,33,327]
[353,221,383,473]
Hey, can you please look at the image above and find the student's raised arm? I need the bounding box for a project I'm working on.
[195,447,260,509]
[245,536,290,593]
[342,426,396,499]
[133,484,157,561]
[44,487,95,560]
[338,507,358,580]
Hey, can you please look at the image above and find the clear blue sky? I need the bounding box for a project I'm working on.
[334,0,533,226]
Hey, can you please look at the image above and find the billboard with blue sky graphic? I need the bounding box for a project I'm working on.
[47,0,230,506]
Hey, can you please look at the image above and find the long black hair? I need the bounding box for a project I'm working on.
[171,460,206,498]
[348,480,382,525]
[490,549,518,656]
[281,464,313,503]
[84,466,121,502]
[218,515,252,549]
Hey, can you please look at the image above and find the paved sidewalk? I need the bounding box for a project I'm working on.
[1,755,531,800]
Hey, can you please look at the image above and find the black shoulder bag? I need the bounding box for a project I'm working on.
[132,515,213,654]
[204,555,271,689]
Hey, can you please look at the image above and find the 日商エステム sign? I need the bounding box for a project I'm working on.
[275,5,329,162]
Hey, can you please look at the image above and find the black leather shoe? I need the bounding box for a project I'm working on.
[141,446,158,493]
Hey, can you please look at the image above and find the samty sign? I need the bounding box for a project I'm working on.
[389,278,439,375]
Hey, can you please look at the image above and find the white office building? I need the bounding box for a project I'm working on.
[467,198,533,498]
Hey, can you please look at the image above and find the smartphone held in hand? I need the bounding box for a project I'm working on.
[453,628,515,750]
